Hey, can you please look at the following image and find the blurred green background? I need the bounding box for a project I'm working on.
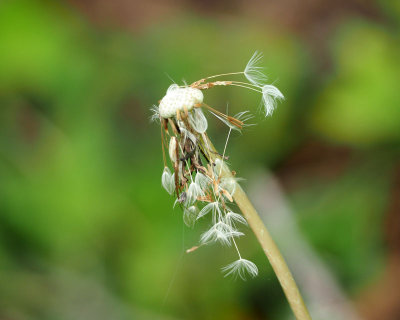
[1,0,400,319]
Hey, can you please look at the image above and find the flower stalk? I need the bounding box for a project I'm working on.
[201,134,311,320]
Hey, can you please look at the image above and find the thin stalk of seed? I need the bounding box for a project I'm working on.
[200,134,312,320]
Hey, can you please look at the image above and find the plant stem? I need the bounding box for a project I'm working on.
[234,185,311,320]
[201,134,311,320]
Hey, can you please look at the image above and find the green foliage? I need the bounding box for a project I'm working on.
[310,20,400,145]
[0,1,399,319]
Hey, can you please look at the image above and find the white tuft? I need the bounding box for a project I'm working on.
[159,86,203,119]
[197,201,222,222]
[183,206,198,227]
[150,105,160,123]
[221,258,258,280]
[209,111,254,132]
[187,87,204,104]
[167,84,180,94]
[168,137,178,163]
[195,171,210,190]
[189,108,208,133]
[200,221,244,246]
[161,167,175,195]
[244,51,268,86]
[213,158,226,176]
[220,177,237,197]
[225,211,248,226]
[235,111,255,128]
[261,85,284,117]
[180,127,197,145]
[186,181,205,206]
[209,111,241,132]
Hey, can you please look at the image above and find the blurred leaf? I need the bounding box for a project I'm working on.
[292,160,390,291]
[310,20,400,145]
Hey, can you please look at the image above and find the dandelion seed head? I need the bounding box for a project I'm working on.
[167,83,179,94]
[187,87,204,104]
[222,258,258,280]
[261,84,284,117]
[159,85,203,118]
[156,53,285,280]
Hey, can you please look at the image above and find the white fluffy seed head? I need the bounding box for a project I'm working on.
[187,87,204,104]
[168,137,178,163]
[262,84,284,117]
[159,85,204,118]
[221,258,258,280]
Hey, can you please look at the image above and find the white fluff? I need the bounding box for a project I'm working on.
[183,206,198,228]
[186,181,205,206]
[195,172,210,190]
[159,85,203,118]
[161,167,175,195]
[189,108,208,133]
[150,105,160,123]
[262,84,284,116]
[213,158,225,176]
[221,258,258,280]
[244,51,268,86]
[224,211,248,226]
[219,177,237,197]
[209,110,253,132]
[168,137,178,163]
[200,221,244,246]
[197,201,222,222]
[180,127,197,145]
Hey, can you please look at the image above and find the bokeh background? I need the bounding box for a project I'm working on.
[1,0,400,319]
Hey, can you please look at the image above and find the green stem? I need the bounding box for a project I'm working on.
[200,134,312,320]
